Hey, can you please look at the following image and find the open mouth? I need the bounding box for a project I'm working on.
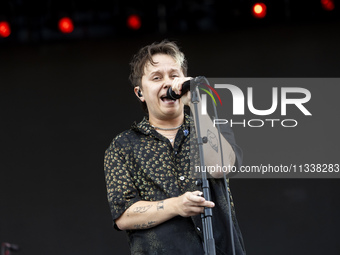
[160,96,176,102]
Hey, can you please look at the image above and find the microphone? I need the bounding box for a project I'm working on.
[166,76,205,100]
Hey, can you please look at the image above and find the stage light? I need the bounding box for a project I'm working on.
[321,0,335,11]
[252,3,267,19]
[0,21,11,38]
[58,17,74,34]
[127,14,141,30]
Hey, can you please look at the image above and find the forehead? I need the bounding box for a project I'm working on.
[144,54,181,74]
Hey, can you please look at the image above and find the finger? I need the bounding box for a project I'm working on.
[191,191,203,196]
[202,201,215,208]
[172,78,181,95]
[172,77,191,95]
[187,192,205,203]
[189,201,214,216]
[191,206,205,215]
[189,192,215,207]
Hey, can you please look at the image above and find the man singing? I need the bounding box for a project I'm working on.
[104,40,245,254]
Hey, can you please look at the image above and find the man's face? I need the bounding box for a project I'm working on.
[139,53,185,122]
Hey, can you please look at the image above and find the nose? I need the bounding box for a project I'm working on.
[163,76,172,89]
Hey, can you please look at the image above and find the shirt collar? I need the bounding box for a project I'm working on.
[132,113,192,136]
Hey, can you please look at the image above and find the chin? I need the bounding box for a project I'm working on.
[166,109,183,118]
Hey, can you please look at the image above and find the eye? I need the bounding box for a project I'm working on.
[172,74,179,78]
[153,76,160,81]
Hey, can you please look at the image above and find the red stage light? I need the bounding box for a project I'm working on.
[252,3,267,19]
[0,21,11,38]
[321,0,335,11]
[127,15,141,30]
[58,17,74,34]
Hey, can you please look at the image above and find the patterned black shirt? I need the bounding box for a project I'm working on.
[104,114,246,255]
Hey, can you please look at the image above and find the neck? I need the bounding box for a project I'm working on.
[149,113,184,129]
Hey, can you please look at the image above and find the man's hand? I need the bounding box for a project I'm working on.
[171,77,192,106]
[174,190,215,217]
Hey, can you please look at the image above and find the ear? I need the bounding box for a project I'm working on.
[134,86,144,102]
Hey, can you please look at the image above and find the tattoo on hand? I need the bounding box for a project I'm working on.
[207,129,218,153]
[133,205,152,213]
[157,201,164,210]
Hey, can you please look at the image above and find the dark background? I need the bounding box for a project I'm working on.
[1,1,340,254]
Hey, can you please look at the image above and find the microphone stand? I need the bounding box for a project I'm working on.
[211,93,236,255]
[190,77,236,255]
[191,84,216,255]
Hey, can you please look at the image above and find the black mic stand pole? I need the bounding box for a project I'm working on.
[191,85,216,255]
[204,77,236,255]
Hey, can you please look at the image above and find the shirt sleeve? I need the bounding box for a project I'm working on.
[104,138,141,229]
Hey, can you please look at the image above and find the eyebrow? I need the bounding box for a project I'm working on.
[148,68,181,76]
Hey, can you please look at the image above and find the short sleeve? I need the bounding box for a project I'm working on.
[104,139,141,229]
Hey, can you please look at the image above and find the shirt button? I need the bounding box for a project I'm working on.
[179,176,185,181]
[175,151,177,155]
[196,227,201,232]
